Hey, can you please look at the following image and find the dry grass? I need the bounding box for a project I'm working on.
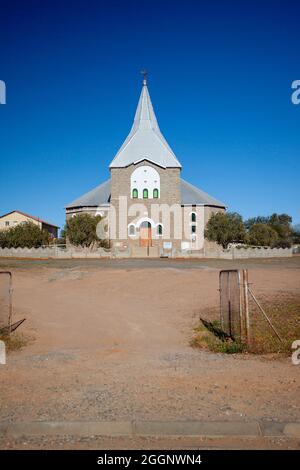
[191,293,300,356]
[0,332,29,352]
[248,293,300,354]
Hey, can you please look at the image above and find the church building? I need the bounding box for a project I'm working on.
[66,75,226,257]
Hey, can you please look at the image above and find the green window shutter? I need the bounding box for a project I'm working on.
[132,189,138,198]
[153,188,159,198]
[143,189,148,199]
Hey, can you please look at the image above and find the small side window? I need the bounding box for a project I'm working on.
[143,189,149,199]
[157,224,163,236]
[191,212,196,222]
[132,188,138,199]
[128,224,135,236]
[153,188,159,199]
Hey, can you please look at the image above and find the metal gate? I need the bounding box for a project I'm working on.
[219,270,242,341]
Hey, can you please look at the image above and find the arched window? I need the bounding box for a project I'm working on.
[157,224,163,236]
[143,188,148,199]
[132,188,138,199]
[128,224,136,236]
[140,221,151,229]
[191,212,196,222]
[153,188,159,199]
[191,224,197,234]
[130,166,160,200]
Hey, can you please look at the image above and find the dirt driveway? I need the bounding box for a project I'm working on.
[0,258,300,445]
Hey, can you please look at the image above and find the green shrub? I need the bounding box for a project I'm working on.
[64,213,109,248]
[245,213,293,248]
[248,223,279,247]
[0,222,50,248]
[205,212,246,249]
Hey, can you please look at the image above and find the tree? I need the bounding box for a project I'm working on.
[64,214,103,247]
[268,213,293,245]
[244,216,270,230]
[205,212,246,249]
[245,213,293,248]
[292,224,300,244]
[248,223,279,247]
[0,222,50,248]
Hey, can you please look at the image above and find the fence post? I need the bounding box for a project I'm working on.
[242,269,251,346]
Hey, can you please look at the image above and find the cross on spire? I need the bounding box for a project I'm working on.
[141,69,148,85]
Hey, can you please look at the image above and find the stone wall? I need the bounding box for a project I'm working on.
[0,246,110,259]
[0,245,293,260]
[203,246,293,259]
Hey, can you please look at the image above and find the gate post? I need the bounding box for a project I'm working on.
[242,269,251,346]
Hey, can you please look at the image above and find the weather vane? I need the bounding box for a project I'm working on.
[141,69,148,84]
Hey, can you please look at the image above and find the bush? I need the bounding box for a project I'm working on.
[0,222,50,248]
[205,212,246,249]
[245,213,293,248]
[248,223,279,247]
[64,213,109,248]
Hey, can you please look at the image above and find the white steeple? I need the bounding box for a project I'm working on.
[109,74,181,169]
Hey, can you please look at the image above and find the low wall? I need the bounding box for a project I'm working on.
[0,246,293,260]
[203,246,293,259]
[0,246,110,259]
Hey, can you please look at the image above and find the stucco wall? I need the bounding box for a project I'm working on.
[0,246,110,259]
[0,212,41,230]
[204,246,293,259]
[0,246,293,259]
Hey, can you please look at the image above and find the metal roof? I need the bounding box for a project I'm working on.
[66,179,111,208]
[180,179,225,207]
[109,79,182,169]
[66,178,225,208]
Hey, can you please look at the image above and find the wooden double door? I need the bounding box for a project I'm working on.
[139,221,152,247]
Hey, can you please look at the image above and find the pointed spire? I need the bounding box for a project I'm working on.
[109,74,181,169]
[141,69,148,86]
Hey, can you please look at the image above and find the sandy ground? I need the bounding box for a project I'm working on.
[0,257,300,449]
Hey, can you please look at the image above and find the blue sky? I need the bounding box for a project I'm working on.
[0,0,299,230]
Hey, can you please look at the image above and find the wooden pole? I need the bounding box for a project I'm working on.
[8,273,12,335]
[242,269,251,346]
[238,271,244,343]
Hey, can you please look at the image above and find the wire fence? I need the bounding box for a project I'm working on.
[217,269,300,353]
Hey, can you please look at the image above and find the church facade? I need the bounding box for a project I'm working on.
[66,77,226,257]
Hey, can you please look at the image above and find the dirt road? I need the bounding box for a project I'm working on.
[0,258,299,448]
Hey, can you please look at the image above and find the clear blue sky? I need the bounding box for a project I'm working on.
[0,0,299,230]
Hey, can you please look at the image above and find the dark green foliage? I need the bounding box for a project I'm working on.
[245,213,293,248]
[64,213,109,248]
[292,225,300,244]
[244,216,270,230]
[204,212,246,248]
[248,223,279,247]
[0,222,50,248]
